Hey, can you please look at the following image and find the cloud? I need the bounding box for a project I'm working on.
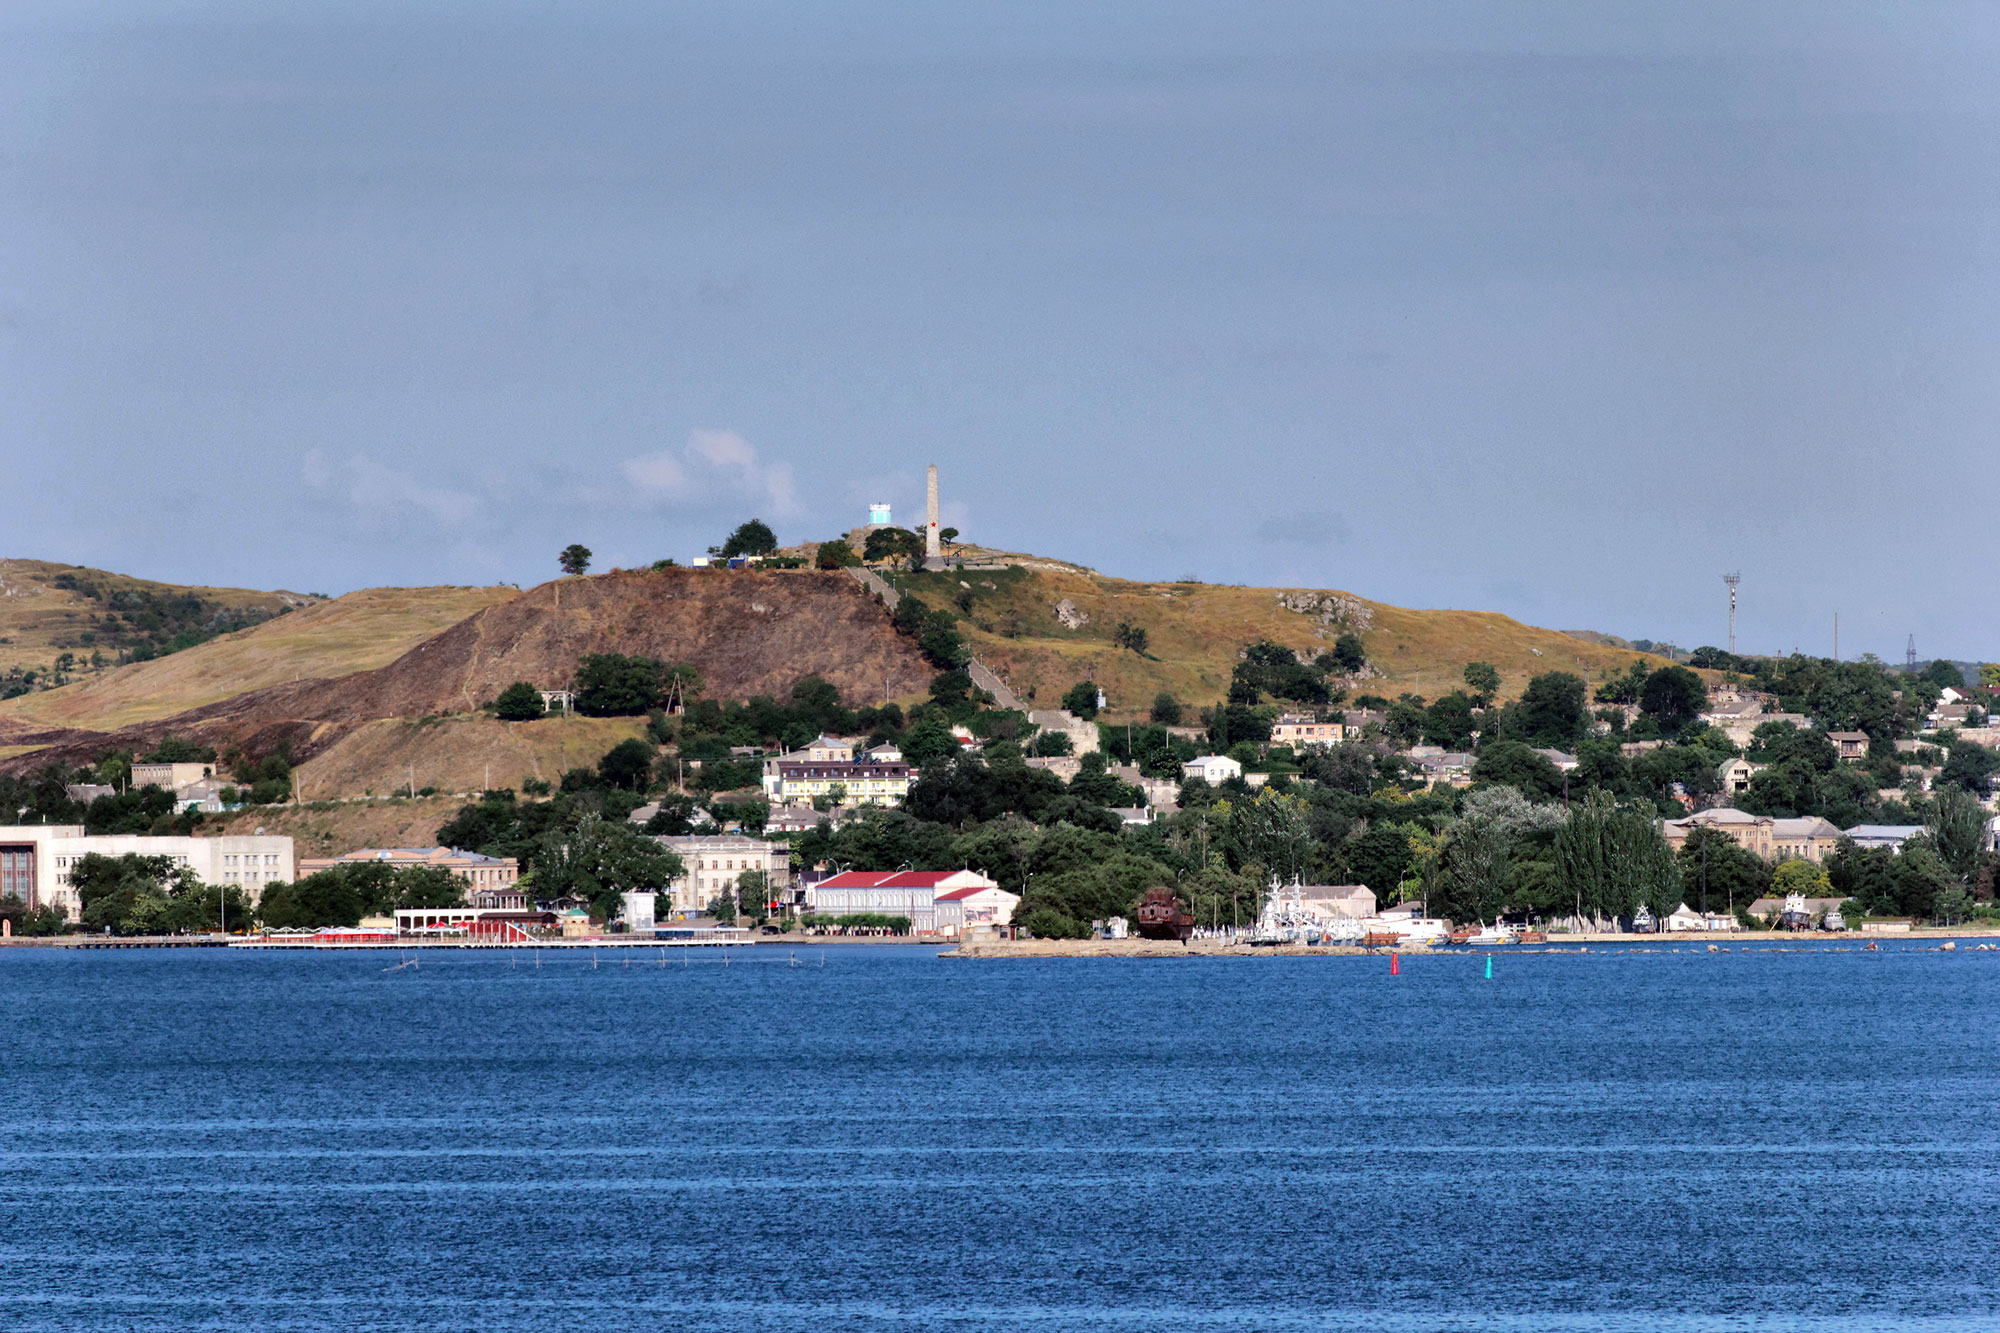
[1255,511,1349,546]
[300,448,480,528]
[619,429,801,517]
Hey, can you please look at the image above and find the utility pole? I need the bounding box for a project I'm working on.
[1722,573,1740,656]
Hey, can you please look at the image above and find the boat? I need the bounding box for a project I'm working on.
[1822,906,1847,932]
[1464,925,1517,946]
[1134,886,1196,942]
[1629,903,1657,935]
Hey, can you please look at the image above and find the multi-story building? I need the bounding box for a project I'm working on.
[0,825,295,918]
[130,760,218,790]
[297,847,520,894]
[1269,715,1345,748]
[1182,755,1243,784]
[654,834,793,915]
[762,760,912,807]
[1661,809,1844,864]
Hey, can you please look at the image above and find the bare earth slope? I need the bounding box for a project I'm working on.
[0,568,935,781]
[0,585,518,733]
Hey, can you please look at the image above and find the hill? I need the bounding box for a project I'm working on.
[0,584,519,733]
[0,568,936,781]
[0,558,320,678]
[888,565,1678,718]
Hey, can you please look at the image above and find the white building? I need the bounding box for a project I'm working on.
[654,834,793,915]
[0,825,295,920]
[1182,755,1243,784]
[807,869,999,934]
[130,760,218,790]
[935,883,1021,933]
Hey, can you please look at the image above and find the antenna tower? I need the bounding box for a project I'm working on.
[1907,634,1917,671]
[1722,573,1740,655]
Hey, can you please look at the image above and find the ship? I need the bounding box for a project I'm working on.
[1134,886,1197,942]
[1630,903,1657,934]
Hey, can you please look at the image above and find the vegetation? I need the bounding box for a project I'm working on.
[494,681,546,721]
[714,519,779,560]
[559,544,592,576]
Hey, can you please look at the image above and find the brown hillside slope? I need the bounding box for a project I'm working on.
[0,568,935,779]
[0,585,518,733]
[892,565,1678,717]
[0,558,317,674]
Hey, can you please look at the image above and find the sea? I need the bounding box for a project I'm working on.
[0,941,1994,1332]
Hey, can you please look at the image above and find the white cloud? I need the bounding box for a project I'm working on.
[616,429,801,517]
[622,452,691,495]
[688,428,756,470]
[300,448,480,528]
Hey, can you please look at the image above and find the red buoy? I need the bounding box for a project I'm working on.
[1390,952,1400,975]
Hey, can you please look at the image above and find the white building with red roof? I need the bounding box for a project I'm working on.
[807,869,999,934]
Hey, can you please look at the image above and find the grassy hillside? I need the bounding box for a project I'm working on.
[0,558,320,676]
[0,584,519,733]
[293,713,649,801]
[204,795,474,861]
[891,565,1677,717]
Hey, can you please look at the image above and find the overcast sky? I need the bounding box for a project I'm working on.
[5,2,1997,661]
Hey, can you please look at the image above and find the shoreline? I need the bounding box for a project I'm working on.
[943,931,2000,959]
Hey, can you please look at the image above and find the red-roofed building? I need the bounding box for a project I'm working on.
[935,883,1022,933]
[807,869,999,934]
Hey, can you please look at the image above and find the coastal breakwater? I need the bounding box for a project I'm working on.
[943,934,2000,959]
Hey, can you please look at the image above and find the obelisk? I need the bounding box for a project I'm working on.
[925,464,942,560]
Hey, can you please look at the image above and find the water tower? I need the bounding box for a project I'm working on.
[867,501,892,527]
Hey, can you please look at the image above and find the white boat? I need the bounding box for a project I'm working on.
[1464,925,1516,946]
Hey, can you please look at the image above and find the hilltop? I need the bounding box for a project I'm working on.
[0,558,320,679]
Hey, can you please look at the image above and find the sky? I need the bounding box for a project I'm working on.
[5,2,1998,662]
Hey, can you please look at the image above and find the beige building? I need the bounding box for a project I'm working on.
[1827,732,1869,763]
[655,834,793,914]
[1718,757,1763,797]
[0,825,295,919]
[1269,715,1345,749]
[130,760,218,790]
[297,846,520,894]
[762,760,911,807]
[1662,809,1843,864]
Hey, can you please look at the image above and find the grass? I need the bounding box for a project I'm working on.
[896,564,1680,719]
[294,712,649,801]
[0,584,519,732]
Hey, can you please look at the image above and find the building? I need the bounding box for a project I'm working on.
[1025,756,1082,782]
[1661,807,1775,859]
[935,883,1021,934]
[1840,824,1927,852]
[655,834,793,915]
[1182,755,1243,784]
[1771,816,1843,863]
[1746,895,1845,926]
[0,825,295,919]
[1718,757,1763,797]
[807,869,999,934]
[868,501,892,526]
[1532,748,1580,773]
[762,760,912,807]
[130,760,217,790]
[1292,884,1377,920]
[804,735,857,762]
[1269,715,1345,749]
[1108,764,1180,811]
[1027,710,1101,756]
[1827,731,1869,763]
[1414,752,1476,790]
[297,846,520,895]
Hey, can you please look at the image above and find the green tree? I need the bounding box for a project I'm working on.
[597,738,657,792]
[533,818,686,922]
[573,654,665,716]
[863,526,923,565]
[1062,681,1101,720]
[1472,741,1564,801]
[1463,662,1500,707]
[1330,634,1367,674]
[1674,826,1770,916]
[737,869,772,924]
[1551,792,1675,927]
[710,889,737,924]
[1938,741,2000,795]
[494,681,546,722]
[559,544,592,576]
[903,715,959,766]
[1922,660,1965,689]
[1151,692,1183,726]
[1926,786,1988,878]
[716,519,778,559]
[814,540,857,570]
[1429,787,1569,925]
[1639,665,1709,736]
[1517,672,1590,748]
[1114,622,1149,654]
[1770,859,1833,900]
[394,866,469,910]
[1423,692,1478,750]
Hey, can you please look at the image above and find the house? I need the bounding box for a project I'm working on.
[1295,884,1377,920]
[1929,702,1973,729]
[1746,895,1845,926]
[1341,709,1386,731]
[1661,807,1775,859]
[807,869,1000,934]
[1718,756,1763,797]
[1771,816,1843,863]
[64,783,115,804]
[130,760,217,790]
[804,735,857,762]
[761,760,912,807]
[1532,748,1579,773]
[935,883,1021,933]
[1269,714,1345,749]
[298,846,521,895]
[174,776,234,813]
[1025,756,1083,782]
[1840,824,1927,852]
[0,825,295,919]
[653,834,793,915]
[1827,731,1869,763]
[1109,764,1180,810]
[1027,710,1100,756]
[1414,752,1476,789]
[1182,755,1243,784]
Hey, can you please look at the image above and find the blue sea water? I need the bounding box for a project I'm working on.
[0,942,1995,1332]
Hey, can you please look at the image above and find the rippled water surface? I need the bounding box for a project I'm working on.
[0,942,1995,1331]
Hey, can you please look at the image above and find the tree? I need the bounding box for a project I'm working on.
[938,526,960,550]
[1921,660,1964,690]
[1926,786,1987,879]
[1472,741,1564,801]
[1029,729,1073,758]
[863,526,923,565]
[716,519,778,559]
[559,544,592,576]
[573,654,665,716]
[1330,634,1367,674]
[1517,672,1590,748]
[1938,740,2000,795]
[814,540,857,570]
[1639,665,1709,736]
[737,869,772,924]
[1770,859,1833,901]
[1429,787,1570,925]
[1674,827,1770,916]
[1151,693,1183,726]
[494,682,546,722]
[1463,662,1500,707]
[596,738,657,792]
[1423,692,1478,750]
[1061,681,1101,720]
[1551,792,1674,928]
[533,818,685,921]
[1114,623,1149,654]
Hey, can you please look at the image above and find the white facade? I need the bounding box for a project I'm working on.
[655,834,793,914]
[0,825,295,919]
[1182,755,1243,784]
[807,869,999,934]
